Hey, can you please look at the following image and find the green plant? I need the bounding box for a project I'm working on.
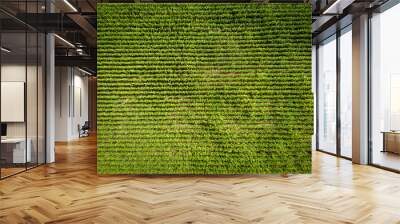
[97,3,312,174]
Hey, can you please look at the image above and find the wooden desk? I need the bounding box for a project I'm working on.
[382,131,400,154]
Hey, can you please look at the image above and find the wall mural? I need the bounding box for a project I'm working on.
[97,3,312,174]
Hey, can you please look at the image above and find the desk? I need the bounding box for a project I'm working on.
[382,131,400,154]
[1,138,31,163]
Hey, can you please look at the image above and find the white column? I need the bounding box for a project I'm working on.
[46,32,55,163]
[312,45,317,151]
[352,14,369,164]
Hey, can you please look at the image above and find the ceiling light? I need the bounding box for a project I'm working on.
[78,67,93,76]
[1,47,11,53]
[54,34,75,48]
[63,0,78,12]
[323,0,355,15]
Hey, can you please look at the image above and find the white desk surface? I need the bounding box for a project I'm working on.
[1,138,28,143]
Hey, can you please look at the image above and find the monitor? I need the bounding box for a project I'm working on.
[1,123,7,137]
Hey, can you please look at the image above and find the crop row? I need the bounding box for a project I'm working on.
[97,124,313,131]
[97,103,314,109]
[96,111,313,117]
[98,44,310,51]
[97,64,310,68]
[97,62,309,68]
[97,83,310,89]
[97,91,312,96]
[96,51,310,56]
[98,46,309,51]
[97,160,311,166]
[98,25,309,32]
[97,57,310,61]
[97,46,310,51]
[98,39,309,46]
[97,99,312,105]
[98,68,310,73]
[96,79,311,84]
[97,38,310,43]
[98,52,309,57]
[96,109,313,114]
[97,150,311,156]
[97,127,313,132]
[98,10,309,17]
[98,6,309,14]
[98,16,309,21]
[96,117,312,124]
[97,136,313,143]
[98,30,309,36]
[97,75,310,80]
[97,151,311,157]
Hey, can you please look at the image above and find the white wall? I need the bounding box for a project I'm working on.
[1,64,25,82]
[55,66,89,141]
[1,63,46,164]
[312,45,316,151]
[1,64,26,139]
[72,72,89,138]
[55,66,70,141]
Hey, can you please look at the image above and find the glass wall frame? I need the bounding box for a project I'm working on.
[339,25,353,159]
[0,0,47,180]
[315,0,400,173]
[369,1,400,173]
[316,34,337,155]
[315,24,353,160]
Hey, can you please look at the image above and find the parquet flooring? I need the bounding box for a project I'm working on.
[0,135,400,223]
[1,167,26,178]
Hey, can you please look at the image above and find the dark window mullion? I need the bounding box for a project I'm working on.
[367,11,373,165]
[336,29,341,157]
[0,16,2,179]
[316,45,320,150]
[25,0,28,171]
[36,0,39,167]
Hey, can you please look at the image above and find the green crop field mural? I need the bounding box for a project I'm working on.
[97,3,312,174]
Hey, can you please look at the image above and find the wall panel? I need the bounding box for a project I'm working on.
[97,3,312,174]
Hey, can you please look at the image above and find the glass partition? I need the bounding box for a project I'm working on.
[27,31,38,169]
[0,30,28,177]
[339,26,352,158]
[0,1,46,179]
[38,32,46,165]
[370,3,400,171]
[317,35,337,154]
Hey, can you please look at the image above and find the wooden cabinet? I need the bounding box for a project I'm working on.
[382,132,400,154]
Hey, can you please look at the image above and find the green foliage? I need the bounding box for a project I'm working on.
[97,3,312,174]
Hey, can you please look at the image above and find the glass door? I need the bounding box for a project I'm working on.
[317,35,337,154]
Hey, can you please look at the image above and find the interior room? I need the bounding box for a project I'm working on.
[0,8,46,178]
[370,2,400,171]
[54,66,92,141]
[0,0,400,223]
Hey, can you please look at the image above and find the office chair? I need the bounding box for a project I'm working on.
[79,121,90,138]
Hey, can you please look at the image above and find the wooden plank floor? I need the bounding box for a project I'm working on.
[1,135,400,224]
